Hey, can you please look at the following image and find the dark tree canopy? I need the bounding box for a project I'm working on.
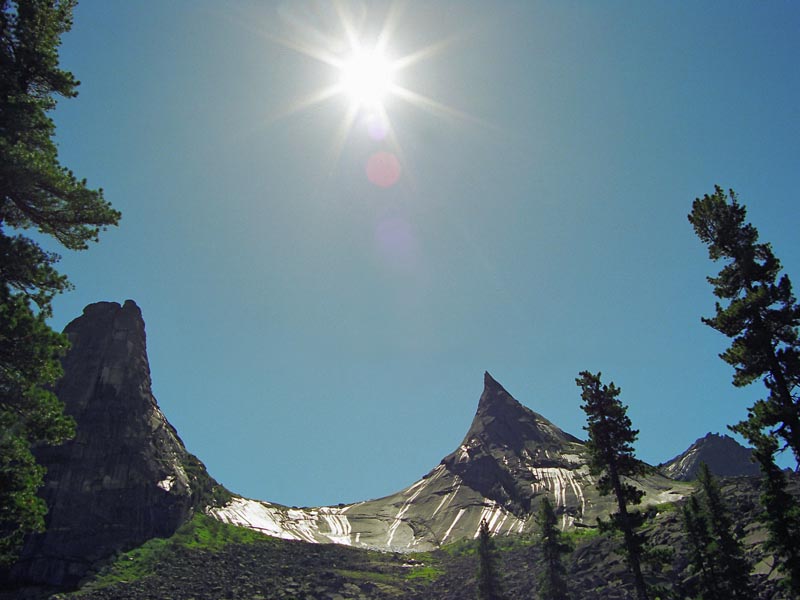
[689,464,754,600]
[0,0,120,564]
[748,431,800,595]
[689,186,800,593]
[688,186,800,465]
[577,371,648,600]
[476,519,503,600]
[536,496,571,600]
[682,494,719,599]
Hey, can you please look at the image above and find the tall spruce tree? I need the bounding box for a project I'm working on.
[476,518,503,600]
[743,427,800,595]
[682,494,720,599]
[536,496,571,600]
[692,464,754,599]
[0,0,120,564]
[689,186,800,591]
[577,371,649,600]
[688,186,800,465]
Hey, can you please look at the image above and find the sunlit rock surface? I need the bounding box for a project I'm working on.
[5,301,219,589]
[660,432,760,481]
[212,372,687,551]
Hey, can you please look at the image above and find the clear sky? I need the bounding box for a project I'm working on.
[44,1,799,507]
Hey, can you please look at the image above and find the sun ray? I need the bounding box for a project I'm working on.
[334,0,365,53]
[374,1,406,56]
[391,33,462,72]
[262,85,343,127]
[389,85,496,130]
[213,8,344,70]
[260,33,343,70]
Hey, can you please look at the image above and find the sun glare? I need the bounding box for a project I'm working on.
[248,2,475,184]
[339,48,394,108]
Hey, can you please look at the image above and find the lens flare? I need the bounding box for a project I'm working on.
[366,151,401,188]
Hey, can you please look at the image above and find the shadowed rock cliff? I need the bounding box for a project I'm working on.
[4,301,222,590]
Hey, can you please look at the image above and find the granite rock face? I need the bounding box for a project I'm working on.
[6,301,219,589]
[660,432,761,481]
[212,372,688,551]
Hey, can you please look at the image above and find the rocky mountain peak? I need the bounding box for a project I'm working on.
[463,372,582,454]
[475,371,519,415]
[660,432,760,481]
[435,374,588,517]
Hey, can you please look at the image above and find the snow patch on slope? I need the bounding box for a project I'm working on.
[210,498,353,545]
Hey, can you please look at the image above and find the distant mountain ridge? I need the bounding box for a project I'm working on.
[660,432,760,480]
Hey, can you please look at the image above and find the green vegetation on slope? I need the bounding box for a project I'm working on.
[65,513,445,599]
[75,513,271,591]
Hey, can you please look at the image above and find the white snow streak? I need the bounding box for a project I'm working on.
[473,501,523,538]
[318,506,352,545]
[387,477,431,547]
[432,478,462,517]
[211,498,354,545]
[442,508,466,543]
[530,467,587,515]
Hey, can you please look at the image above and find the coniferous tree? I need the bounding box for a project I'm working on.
[577,371,649,600]
[691,464,754,599]
[536,496,571,600]
[689,187,800,592]
[0,0,120,564]
[688,186,800,465]
[476,518,503,600]
[744,429,800,595]
[682,494,720,599]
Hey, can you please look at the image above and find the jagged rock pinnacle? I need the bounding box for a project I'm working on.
[466,372,580,452]
[7,301,219,589]
[436,373,586,515]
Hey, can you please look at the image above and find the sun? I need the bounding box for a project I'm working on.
[247,2,476,175]
[339,48,395,109]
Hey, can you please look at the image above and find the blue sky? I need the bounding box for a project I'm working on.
[45,1,799,507]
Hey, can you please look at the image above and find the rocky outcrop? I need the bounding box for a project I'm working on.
[5,301,223,590]
[660,432,760,481]
[212,372,688,551]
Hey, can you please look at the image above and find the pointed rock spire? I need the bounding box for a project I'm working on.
[439,373,585,516]
[464,372,580,453]
[9,301,222,589]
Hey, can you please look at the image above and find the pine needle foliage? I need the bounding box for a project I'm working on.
[748,432,800,595]
[0,0,120,564]
[682,494,720,599]
[577,371,649,600]
[476,518,503,600]
[682,464,754,599]
[536,496,571,600]
[689,187,800,593]
[688,186,800,466]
